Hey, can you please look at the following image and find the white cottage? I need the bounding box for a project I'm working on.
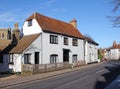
[105,41,120,60]
[4,12,85,72]
[84,36,99,64]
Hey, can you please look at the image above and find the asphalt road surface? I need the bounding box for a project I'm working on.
[7,61,120,89]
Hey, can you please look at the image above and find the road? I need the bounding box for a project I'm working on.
[7,61,120,89]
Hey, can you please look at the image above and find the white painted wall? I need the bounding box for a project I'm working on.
[6,35,41,72]
[23,35,41,64]
[42,32,84,64]
[110,49,120,60]
[22,16,85,65]
[105,50,111,60]
[23,19,42,35]
[6,54,22,72]
[85,41,98,64]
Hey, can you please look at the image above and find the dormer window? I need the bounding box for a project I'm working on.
[28,19,32,27]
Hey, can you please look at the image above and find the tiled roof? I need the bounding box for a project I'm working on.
[84,36,99,45]
[26,12,84,39]
[10,34,40,53]
[111,41,120,49]
[0,40,11,51]
[112,44,120,49]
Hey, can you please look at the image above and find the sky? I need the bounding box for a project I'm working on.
[0,0,119,48]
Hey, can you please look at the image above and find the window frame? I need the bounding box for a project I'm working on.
[64,37,68,45]
[72,38,78,46]
[28,19,32,27]
[24,54,31,64]
[2,33,4,39]
[72,54,77,63]
[50,35,58,44]
[50,54,58,64]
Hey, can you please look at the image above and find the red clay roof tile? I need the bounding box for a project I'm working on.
[10,33,40,53]
[26,12,84,39]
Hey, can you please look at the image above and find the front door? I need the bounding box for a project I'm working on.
[35,52,39,64]
[63,49,69,62]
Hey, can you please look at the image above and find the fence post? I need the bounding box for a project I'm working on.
[55,63,57,70]
[45,64,47,72]
[32,64,34,75]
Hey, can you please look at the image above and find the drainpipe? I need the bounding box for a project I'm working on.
[84,39,87,64]
[41,33,43,64]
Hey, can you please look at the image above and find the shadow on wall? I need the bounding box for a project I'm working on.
[94,62,120,89]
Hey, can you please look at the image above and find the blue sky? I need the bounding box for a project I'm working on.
[0,0,119,48]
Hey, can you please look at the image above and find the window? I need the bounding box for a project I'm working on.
[9,54,14,64]
[28,20,32,27]
[72,55,77,63]
[72,38,78,46]
[2,33,4,39]
[64,37,68,45]
[24,54,31,64]
[50,35,58,44]
[50,54,58,64]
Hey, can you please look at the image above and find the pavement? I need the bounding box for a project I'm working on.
[0,61,119,89]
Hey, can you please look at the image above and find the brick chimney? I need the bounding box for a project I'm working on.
[70,19,77,28]
[113,41,117,48]
[12,23,20,44]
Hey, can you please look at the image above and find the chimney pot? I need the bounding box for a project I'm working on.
[14,23,18,29]
[113,40,117,48]
[70,19,77,28]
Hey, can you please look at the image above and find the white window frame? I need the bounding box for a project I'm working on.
[72,55,77,63]
[64,37,68,45]
[50,54,58,64]
[72,38,78,46]
[24,54,31,64]
[28,20,32,27]
[50,35,58,44]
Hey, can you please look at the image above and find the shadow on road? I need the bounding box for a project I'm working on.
[94,63,120,89]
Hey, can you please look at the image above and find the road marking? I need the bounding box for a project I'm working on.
[96,69,106,74]
[54,76,90,89]
[65,76,90,86]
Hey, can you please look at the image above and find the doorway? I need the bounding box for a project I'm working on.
[63,49,69,62]
[35,52,39,64]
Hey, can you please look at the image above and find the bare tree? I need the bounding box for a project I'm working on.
[112,0,120,12]
[108,0,120,27]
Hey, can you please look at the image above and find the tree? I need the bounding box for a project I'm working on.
[108,0,120,27]
[98,48,103,61]
[112,0,120,12]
